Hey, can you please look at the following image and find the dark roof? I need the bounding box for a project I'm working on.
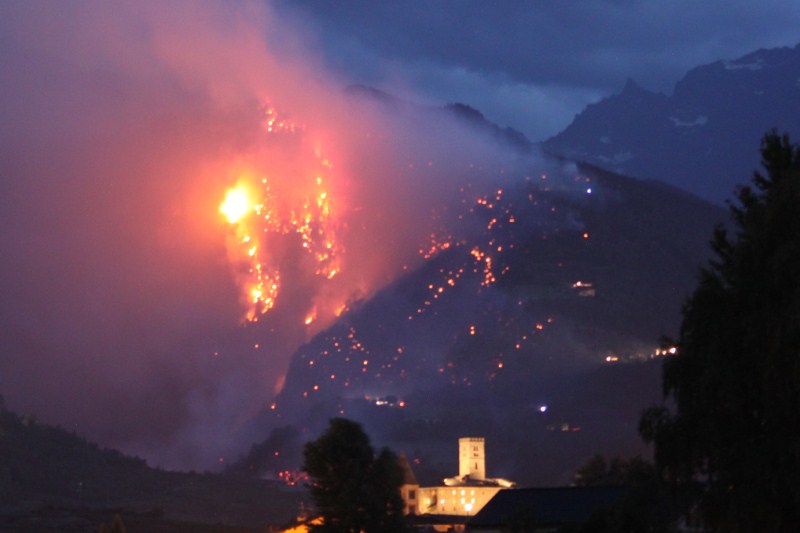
[410,514,470,526]
[468,486,627,529]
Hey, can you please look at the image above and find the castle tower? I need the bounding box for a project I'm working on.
[458,437,486,480]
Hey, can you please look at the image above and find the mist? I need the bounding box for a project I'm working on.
[0,0,536,469]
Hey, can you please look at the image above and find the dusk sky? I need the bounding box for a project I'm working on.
[0,0,798,470]
[274,0,800,141]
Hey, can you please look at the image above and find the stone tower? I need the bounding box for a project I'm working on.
[458,437,486,480]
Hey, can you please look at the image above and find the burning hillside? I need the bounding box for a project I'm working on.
[218,107,343,321]
[0,0,561,470]
[245,157,725,486]
[0,0,729,477]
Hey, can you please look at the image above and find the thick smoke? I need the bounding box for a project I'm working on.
[0,1,529,469]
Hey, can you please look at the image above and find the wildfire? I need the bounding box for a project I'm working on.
[220,106,343,321]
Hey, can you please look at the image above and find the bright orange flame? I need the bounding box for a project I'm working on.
[220,187,251,223]
[219,106,343,322]
[305,309,317,325]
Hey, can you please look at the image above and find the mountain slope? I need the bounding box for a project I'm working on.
[543,43,800,204]
[253,150,726,486]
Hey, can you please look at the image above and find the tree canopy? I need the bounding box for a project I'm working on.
[302,418,407,533]
[640,132,800,532]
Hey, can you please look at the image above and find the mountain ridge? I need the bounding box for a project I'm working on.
[543,42,800,204]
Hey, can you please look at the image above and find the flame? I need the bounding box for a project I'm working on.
[305,309,317,325]
[219,106,343,321]
[220,186,251,224]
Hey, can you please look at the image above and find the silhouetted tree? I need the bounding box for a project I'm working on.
[303,418,407,533]
[573,454,636,487]
[640,132,800,532]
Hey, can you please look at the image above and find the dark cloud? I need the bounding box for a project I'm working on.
[277,0,800,139]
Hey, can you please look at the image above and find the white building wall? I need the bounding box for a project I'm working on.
[400,483,419,515]
[417,486,501,516]
[459,437,486,480]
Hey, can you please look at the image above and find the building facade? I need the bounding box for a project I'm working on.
[404,437,515,517]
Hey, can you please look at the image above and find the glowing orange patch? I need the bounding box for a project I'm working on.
[220,187,250,223]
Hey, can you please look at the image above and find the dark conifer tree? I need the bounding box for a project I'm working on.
[640,132,800,532]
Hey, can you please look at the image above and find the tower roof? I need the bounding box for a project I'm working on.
[397,453,419,485]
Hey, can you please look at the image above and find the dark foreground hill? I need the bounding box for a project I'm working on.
[0,400,306,532]
[242,149,727,487]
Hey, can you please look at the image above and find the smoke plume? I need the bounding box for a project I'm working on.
[0,0,528,468]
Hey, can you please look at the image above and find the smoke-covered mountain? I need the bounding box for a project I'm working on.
[346,84,535,153]
[1,79,728,508]
[543,43,800,204]
[242,129,726,486]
